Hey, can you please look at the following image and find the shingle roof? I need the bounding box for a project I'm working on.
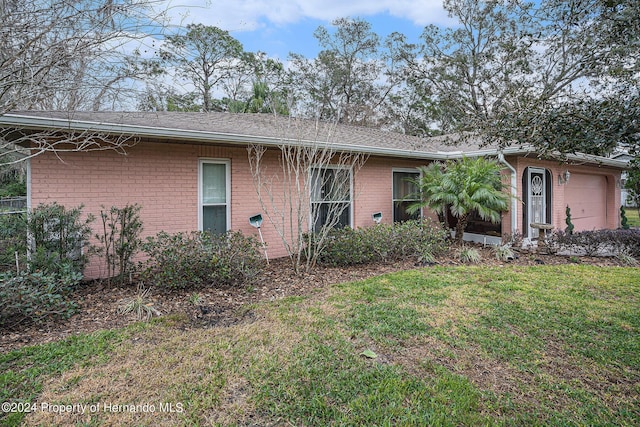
[0,110,628,168]
[2,111,490,156]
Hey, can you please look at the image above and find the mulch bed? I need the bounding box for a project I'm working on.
[0,247,629,353]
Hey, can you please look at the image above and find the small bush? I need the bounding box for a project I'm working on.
[96,204,143,283]
[494,244,515,261]
[620,206,630,230]
[565,205,575,235]
[551,229,640,257]
[617,250,638,266]
[501,231,524,250]
[140,230,265,289]
[28,203,94,276]
[0,269,81,327]
[458,247,481,264]
[117,284,160,321]
[0,212,27,272]
[316,219,449,267]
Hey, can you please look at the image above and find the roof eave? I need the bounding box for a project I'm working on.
[0,113,452,160]
[0,113,628,168]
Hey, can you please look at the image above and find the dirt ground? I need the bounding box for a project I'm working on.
[0,246,630,353]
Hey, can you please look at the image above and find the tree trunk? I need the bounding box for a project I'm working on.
[454,215,468,244]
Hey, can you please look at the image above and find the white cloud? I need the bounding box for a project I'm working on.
[162,0,450,31]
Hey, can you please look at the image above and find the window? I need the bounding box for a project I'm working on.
[199,160,230,234]
[310,166,352,232]
[393,170,420,222]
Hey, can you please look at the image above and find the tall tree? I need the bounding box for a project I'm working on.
[401,0,535,133]
[288,17,401,126]
[489,0,640,156]
[404,0,640,156]
[223,52,289,115]
[160,24,245,112]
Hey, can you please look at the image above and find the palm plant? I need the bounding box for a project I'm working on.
[406,162,449,228]
[407,157,509,244]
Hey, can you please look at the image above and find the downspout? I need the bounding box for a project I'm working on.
[498,151,518,236]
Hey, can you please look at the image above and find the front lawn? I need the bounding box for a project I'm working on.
[626,207,640,227]
[2,265,639,426]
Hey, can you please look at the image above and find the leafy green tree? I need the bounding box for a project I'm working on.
[161,24,244,112]
[400,0,535,133]
[402,0,639,157]
[288,17,401,126]
[408,157,509,243]
[625,158,640,216]
[220,52,289,115]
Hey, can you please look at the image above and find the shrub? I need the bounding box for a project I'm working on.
[140,230,265,289]
[565,205,575,234]
[117,284,160,321]
[0,212,27,272]
[96,204,143,283]
[27,203,94,276]
[501,231,524,250]
[315,227,373,266]
[551,229,640,257]
[620,206,629,230]
[617,250,638,266]
[316,219,449,267]
[0,269,81,327]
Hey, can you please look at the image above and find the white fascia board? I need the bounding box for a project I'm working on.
[563,153,630,169]
[0,114,629,168]
[0,113,451,160]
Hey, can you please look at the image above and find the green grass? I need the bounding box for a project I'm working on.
[2,266,639,426]
[0,329,129,426]
[625,207,640,227]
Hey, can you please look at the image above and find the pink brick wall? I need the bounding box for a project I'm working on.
[29,142,622,278]
[354,157,434,227]
[30,141,280,278]
[30,143,444,278]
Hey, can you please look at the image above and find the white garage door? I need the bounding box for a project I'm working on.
[565,173,607,231]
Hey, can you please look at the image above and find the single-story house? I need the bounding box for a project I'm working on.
[0,111,627,278]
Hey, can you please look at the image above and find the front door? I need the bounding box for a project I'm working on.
[528,168,546,239]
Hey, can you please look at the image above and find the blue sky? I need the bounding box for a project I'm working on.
[164,0,454,60]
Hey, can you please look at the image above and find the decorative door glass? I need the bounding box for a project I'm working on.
[529,169,545,238]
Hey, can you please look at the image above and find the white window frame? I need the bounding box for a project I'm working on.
[392,168,421,222]
[309,164,353,230]
[198,159,231,232]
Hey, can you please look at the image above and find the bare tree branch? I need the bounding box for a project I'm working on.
[248,115,367,273]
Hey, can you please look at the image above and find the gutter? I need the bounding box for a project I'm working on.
[498,151,518,236]
[0,113,451,161]
[0,113,630,168]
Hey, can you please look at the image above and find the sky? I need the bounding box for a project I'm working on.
[163,0,454,60]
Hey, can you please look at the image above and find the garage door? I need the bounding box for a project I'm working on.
[565,173,607,231]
